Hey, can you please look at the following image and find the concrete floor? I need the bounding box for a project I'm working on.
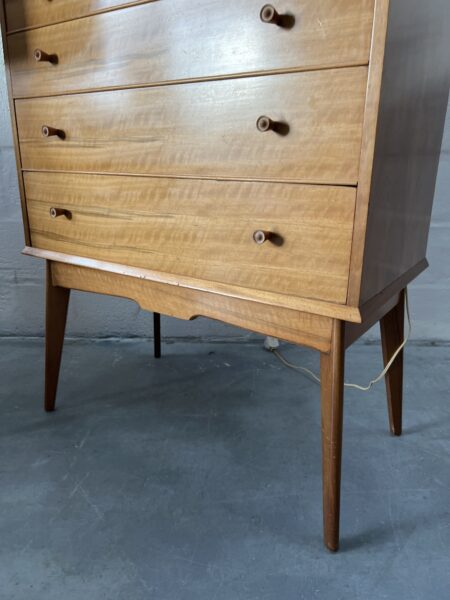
[0,338,449,599]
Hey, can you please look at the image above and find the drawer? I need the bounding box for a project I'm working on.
[4,0,149,32]
[8,0,375,98]
[24,172,356,304]
[16,68,367,185]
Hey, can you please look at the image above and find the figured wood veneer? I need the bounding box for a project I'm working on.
[24,172,356,304]
[16,69,367,185]
[50,261,334,353]
[5,0,153,32]
[7,0,374,98]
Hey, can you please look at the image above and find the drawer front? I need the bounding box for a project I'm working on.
[8,0,375,98]
[16,68,367,185]
[24,172,356,304]
[4,0,149,32]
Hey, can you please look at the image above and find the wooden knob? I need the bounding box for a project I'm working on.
[42,125,65,139]
[256,116,275,132]
[257,116,290,135]
[260,4,280,24]
[260,5,295,28]
[34,49,58,64]
[253,230,273,245]
[50,207,71,219]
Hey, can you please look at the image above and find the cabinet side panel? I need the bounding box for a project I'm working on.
[360,0,450,304]
[0,2,30,245]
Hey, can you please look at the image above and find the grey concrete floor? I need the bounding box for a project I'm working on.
[0,338,449,600]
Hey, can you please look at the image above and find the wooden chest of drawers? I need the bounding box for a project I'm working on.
[2,0,449,551]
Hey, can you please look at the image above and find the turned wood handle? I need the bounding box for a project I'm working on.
[260,5,295,28]
[50,207,71,219]
[256,116,275,132]
[34,48,58,64]
[42,125,65,139]
[257,116,290,136]
[260,4,280,24]
[253,230,273,245]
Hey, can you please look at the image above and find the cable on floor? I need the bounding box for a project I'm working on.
[268,289,411,392]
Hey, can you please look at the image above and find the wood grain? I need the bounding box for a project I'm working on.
[380,288,405,436]
[345,292,399,349]
[23,247,364,322]
[24,172,356,304]
[5,0,153,32]
[45,261,70,412]
[7,0,374,98]
[16,69,368,185]
[347,0,390,306]
[354,0,450,305]
[50,262,334,353]
[321,319,345,552]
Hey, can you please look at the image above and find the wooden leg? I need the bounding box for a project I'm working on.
[153,312,161,359]
[45,261,70,412]
[320,320,345,552]
[380,289,405,436]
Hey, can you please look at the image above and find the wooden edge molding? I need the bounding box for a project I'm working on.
[20,167,361,188]
[347,0,390,306]
[49,261,334,353]
[10,63,370,102]
[344,258,428,348]
[23,247,363,323]
[358,259,427,323]
[0,4,31,245]
[345,293,399,349]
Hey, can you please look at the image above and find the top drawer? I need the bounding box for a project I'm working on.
[4,0,149,32]
[7,0,375,98]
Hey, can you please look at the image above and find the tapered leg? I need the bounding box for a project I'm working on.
[380,289,405,436]
[320,320,345,552]
[45,261,70,412]
[153,312,161,359]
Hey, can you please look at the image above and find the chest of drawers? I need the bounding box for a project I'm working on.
[2,0,449,551]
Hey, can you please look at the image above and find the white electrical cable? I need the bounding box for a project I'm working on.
[269,289,411,392]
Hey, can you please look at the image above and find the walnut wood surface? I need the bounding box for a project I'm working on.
[5,0,152,31]
[356,0,450,305]
[50,262,334,353]
[345,292,399,350]
[320,320,345,551]
[16,68,367,185]
[7,0,374,98]
[347,0,389,306]
[380,289,405,436]
[24,172,356,304]
[45,261,70,412]
[24,246,364,323]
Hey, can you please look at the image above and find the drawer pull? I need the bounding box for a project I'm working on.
[257,116,289,135]
[34,49,58,64]
[257,116,275,133]
[253,230,273,245]
[42,125,65,139]
[50,207,72,220]
[260,5,295,28]
[260,4,280,24]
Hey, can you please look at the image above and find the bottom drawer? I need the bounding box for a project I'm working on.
[24,172,355,304]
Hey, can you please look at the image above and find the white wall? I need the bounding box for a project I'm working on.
[1,37,449,340]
